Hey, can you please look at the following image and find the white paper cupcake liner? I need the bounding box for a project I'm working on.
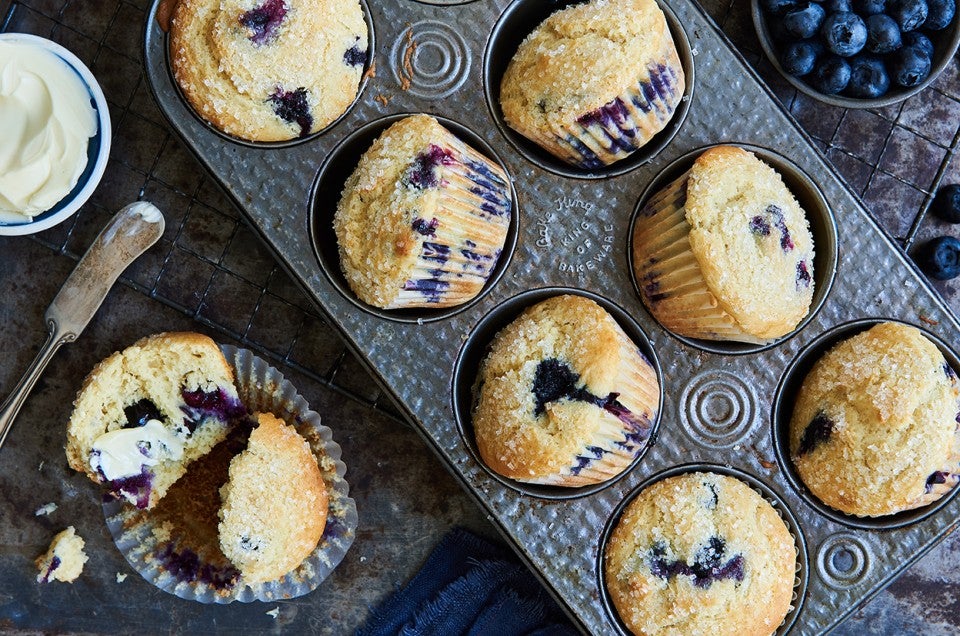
[632,171,774,345]
[103,345,357,603]
[389,137,512,309]
[526,38,685,169]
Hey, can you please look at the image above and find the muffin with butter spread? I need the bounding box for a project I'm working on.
[66,332,247,509]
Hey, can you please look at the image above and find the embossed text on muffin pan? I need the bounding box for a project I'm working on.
[144,0,960,632]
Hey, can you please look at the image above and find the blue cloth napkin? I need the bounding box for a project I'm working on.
[357,528,579,636]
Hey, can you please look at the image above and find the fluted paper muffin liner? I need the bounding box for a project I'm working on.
[525,39,685,170]
[632,171,774,345]
[388,138,512,309]
[103,345,357,603]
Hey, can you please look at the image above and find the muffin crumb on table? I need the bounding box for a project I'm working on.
[36,527,88,584]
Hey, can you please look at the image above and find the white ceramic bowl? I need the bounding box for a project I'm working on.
[0,33,111,236]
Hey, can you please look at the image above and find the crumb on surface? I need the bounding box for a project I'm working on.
[36,526,88,584]
[34,502,57,516]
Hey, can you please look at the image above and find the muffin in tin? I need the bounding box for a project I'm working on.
[170,0,367,141]
[632,145,815,344]
[789,321,960,517]
[472,294,660,487]
[499,0,685,169]
[604,471,796,635]
[334,114,512,310]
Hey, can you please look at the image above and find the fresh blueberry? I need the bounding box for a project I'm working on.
[889,0,930,30]
[825,0,853,10]
[781,39,822,75]
[785,2,828,38]
[854,0,887,13]
[890,45,932,85]
[763,0,802,15]
[924,0,956,28]
[865,14,903,53]
[902,31,935,56]
[933,184,960,223]
[846,55,891,96]
[812,55,852,93]
[919,236,960,280]
[821,12,868,56]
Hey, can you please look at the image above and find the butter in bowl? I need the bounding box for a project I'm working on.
[0,33,111,235]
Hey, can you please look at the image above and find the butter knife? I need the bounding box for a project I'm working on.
[0,202,165,452]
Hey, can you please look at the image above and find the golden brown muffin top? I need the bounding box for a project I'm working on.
[218,412,328,583]
[790,322,960,516]
[605,472,796,636]
[685,146,815,340]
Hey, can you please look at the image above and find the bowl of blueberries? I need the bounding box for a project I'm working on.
[752,0,960,106]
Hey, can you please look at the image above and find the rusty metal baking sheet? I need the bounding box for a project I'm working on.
[143,0,960,633]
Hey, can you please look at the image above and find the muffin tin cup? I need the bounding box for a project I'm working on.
[627,143,839,356]
[451,287,664,501]
[596,463,809,636]
[102,345,357,603]
[482,0,695,179]
[750,0,960,109]
[156,0,375,148]
[309,112,519,324]
[771,317,960,531]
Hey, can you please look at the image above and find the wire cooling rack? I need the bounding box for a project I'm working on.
[1,0,405,422]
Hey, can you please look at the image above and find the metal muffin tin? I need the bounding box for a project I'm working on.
[143,0,960,632]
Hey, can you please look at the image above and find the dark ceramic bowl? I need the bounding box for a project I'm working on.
[751,0,960,108]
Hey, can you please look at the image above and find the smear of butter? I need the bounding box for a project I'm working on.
[0,40,97,221]
[91,419,184,481]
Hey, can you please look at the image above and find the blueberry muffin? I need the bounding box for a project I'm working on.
[789,322,960,516]
[500,0,685,169]
[632,145,815,344]
[473,294,660,487]
[66,332,247,509]
[604,472,796,636]
[218,412,328,583]
[35,527,88,584]
[334,114,512,310]
[170,0,367,141]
